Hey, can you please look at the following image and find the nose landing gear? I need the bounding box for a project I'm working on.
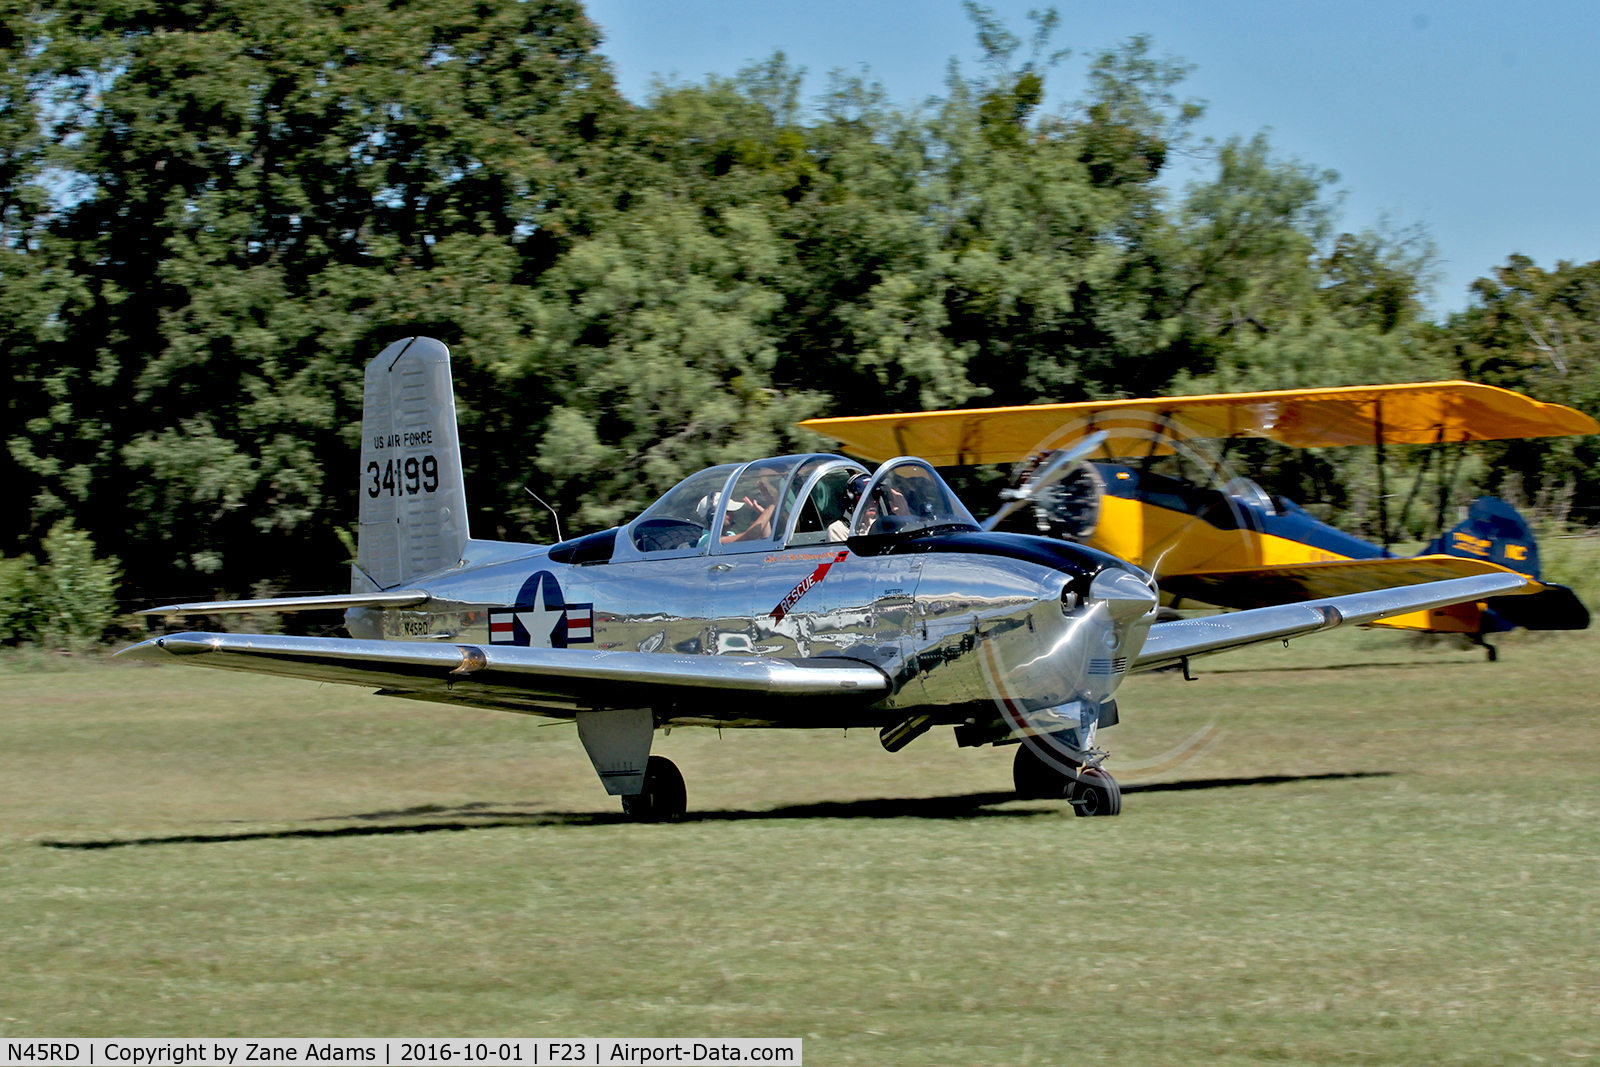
[1012,741,1122,816]
[1067,766,1122,817]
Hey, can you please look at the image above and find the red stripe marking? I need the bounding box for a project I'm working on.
[771,551,849,621]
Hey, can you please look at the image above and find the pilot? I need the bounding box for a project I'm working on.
[828,474,871,541]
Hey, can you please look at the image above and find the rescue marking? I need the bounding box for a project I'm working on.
[770,551,848,621]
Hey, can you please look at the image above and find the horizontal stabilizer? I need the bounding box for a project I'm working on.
[137,590,429,616]
[1134,571,1530,672]
[116,632,889,718]
[1160,555,1536,612]
[1486,583,1591,631]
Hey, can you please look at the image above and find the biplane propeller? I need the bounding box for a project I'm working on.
[802,382,1598,658]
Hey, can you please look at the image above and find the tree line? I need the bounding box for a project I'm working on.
[1,0,1596,638]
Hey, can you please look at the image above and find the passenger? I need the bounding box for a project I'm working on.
[722,471,782,543]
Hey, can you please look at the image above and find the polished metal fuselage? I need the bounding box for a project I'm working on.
[349,530,1156,731]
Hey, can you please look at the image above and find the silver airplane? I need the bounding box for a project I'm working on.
[122,338,1531,820]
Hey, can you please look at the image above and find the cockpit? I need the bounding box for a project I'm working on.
[606,454,980,561]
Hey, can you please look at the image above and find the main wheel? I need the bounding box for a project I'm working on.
[621,755,687,822]
[1013,742,1072,800]
[1069,766,1122,817]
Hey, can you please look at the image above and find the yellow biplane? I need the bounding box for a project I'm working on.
[801,381,1598,656]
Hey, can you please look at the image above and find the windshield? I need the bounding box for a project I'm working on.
[850,459,980,538]
[1222,477,1276,515]
[629,464,740,554]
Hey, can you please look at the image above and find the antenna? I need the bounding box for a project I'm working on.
[523,487,564,543]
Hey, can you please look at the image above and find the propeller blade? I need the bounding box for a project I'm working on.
[982,430,1109,531]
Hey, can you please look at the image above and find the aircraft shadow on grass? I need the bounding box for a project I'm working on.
[1198,659,1480,675]
[39,772,1395,850]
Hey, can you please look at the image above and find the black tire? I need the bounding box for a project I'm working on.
[621,755,687,822]
[1069,767,1122,817]
[1013,742,1071,800]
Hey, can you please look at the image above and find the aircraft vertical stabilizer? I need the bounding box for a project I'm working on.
[1427,496,1541,579]
[354,337,470,593]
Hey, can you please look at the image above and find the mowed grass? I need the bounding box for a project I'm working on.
[2,627,1598,1065]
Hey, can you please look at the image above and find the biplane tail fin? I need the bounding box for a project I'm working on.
[353,337,471,593]
[1427,496,1541,579]
[1420,496,1590,631]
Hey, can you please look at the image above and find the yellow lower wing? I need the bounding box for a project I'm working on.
[1160,555,1537,615]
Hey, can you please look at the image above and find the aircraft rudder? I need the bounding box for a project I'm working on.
[353,337,471,594]
[1427,496,1541,580]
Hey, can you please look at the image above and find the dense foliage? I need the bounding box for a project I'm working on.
[2,0,1596,630]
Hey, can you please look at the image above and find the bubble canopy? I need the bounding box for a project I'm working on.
[849,457,980,538]
[620,454,977,557]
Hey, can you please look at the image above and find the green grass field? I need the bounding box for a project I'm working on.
[2,626,1598,1064]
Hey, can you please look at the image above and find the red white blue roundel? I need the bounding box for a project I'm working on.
[488,571,593,648]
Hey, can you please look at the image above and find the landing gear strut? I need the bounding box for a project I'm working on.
[621,755,687,822]
[1012,742,1121,816]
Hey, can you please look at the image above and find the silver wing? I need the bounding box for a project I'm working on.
[117,632,889,723]
[1133,572,1529,672]
[136,591,430,615]
[119,573,1526,723]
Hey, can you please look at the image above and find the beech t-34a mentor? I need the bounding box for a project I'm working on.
[124,338,1533,820]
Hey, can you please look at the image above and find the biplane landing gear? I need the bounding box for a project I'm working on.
[1469,634,1499,662]
[621,755,687,822]
[1068,767,1122,818]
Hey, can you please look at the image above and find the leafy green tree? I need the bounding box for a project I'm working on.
[0,0,1492,599]
[1160,141,1455,540]
[11,0,624,597]
[1447,255,1600,521]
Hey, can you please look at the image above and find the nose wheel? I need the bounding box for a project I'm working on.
[1068,766,1122,817]
[621,755,687,822]
[1012,743,1122,816]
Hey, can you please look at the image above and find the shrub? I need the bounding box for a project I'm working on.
[0,554,43,643]
[37,521,121,652]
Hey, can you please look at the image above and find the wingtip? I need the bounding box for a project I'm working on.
[115,633,221,660]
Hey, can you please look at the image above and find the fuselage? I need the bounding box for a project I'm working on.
[346,529,1157,732]
[1084,463,1501,633]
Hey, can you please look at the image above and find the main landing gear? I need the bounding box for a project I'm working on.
[573,709,687,823]
[620,755,687,823]
[1012,742,1122,817]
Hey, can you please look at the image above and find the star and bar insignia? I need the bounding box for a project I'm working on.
[488,571,593,648]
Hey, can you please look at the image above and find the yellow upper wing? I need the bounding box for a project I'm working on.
[800,381,1599,464]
